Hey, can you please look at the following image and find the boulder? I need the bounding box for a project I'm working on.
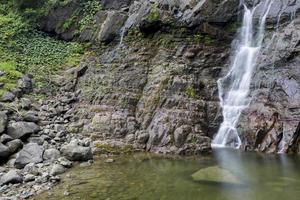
[60,141,92,161]
[23,111,40,123]
[17,75,33,94]
[24,174,36,182]
[58,157,73,168]
[43,148,61,161]
[7,122,40,140]
[6,139,23,154]
[0,134,13,144]
[0,143,10,158]
[0,170,23,186]
[50,164,66,176]
[191,166,241,185]
[1,92,15,102]
[0,111,7,133]
[15,143,44,169]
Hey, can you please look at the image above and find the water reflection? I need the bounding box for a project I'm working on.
[34,152,300,200]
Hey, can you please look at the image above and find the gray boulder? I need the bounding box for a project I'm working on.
[0,143,10,158]
[0,170,23,186]
[1,91,15,102]
[15,143,44,169]
[50,164,66,176]
[23,111,39,122]
[7,122,40,140]
[0,134,13,144]
[61,141,92,161]
[17,75,33,94]
[6,139,23,154]
[0,111,7,133]
[43,148,61,161]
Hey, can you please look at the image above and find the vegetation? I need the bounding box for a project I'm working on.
[146,3,160,21]
[186,86,197,99]
[0,0,87,96]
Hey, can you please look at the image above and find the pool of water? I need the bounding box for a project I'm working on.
[34,149,300,200]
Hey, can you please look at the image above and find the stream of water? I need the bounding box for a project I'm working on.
[212,0,274,148]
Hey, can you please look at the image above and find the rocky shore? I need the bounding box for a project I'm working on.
[0,71,94,199]
[1,0,300,199]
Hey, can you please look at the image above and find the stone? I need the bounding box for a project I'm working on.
[0,134,13,144]
[0,143,10,158]
[0,170,23,186]
[23,111,39,123]
[23,163,39,176]
[7,122,40,140]
[24,174,36,182]
[174,125,192,147]
[15,143,44,169]
[137,131,149,144]
[125,134,135,143]
[79,161,92,167]
[43,148,61,161]
[28,136,44,145]
[0,111,7,133]
[6,139,23,154]
[17,75,33,94]
[191,166,241,185]
[60,142,93,161]
[105,158,114,163]
[50,164,66,176]
[1,92,15,102]
[58,157,73,168]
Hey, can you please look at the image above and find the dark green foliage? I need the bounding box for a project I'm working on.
[0,1,84,95]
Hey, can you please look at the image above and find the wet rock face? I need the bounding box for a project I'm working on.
[76,29,230,154]
[238,5,300,153]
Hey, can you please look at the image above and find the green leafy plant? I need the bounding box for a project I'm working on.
[186,86,197,99]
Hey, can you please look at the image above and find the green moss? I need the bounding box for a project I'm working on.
[94,144,135,155]
[0,62,22,96]
[146,3,160,21]
[186,86,197,99]
[76,0,102,35]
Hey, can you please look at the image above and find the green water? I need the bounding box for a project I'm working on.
[35,149,300,200]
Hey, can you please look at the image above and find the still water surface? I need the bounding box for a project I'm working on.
[34,149,300,200]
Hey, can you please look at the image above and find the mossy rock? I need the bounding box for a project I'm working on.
[191,166,241,185]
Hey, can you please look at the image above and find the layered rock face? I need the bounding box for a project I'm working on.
[44,0,238,155]
[238,0,300,153]
[39,0,300,154]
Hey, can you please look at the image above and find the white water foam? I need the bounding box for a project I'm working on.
[212,0,274,149]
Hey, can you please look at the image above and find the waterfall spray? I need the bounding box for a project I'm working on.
[212,0,274,148]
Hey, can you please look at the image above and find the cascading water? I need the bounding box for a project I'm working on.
[212,0,274,148]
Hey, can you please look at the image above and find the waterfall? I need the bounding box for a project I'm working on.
[212,0,274,148]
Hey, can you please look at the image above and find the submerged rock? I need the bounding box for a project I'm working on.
[191,166,241,185]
